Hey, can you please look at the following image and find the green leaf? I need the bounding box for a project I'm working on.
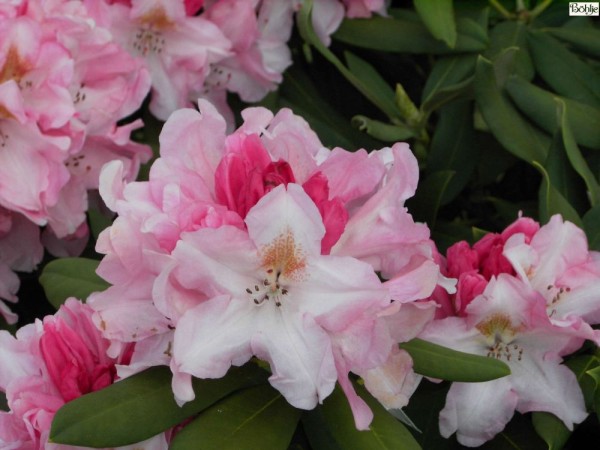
[484,21,534,81]
[296,1,402,121]
[427,101,478,204]
[414,0,457,48]
[528,31,600,108]
[583,206,600,251]
[421,54,477,105]
[303,383,421,450]
[169,384,301,450]
[87,208,113,241]
[399,338,511,382]
[505,75,600,150]
[555,98,600,206]
[39,258,109,308]
[535,162,584,228]
[333,14,487,54]
[547,27,600,58]
[532,412,571,450]
[351,115,415,141]
[50,364,268,447]
[0,391,7,411]
[566,355,600,411]
[344,51,402,119]
[421,75,473,115]
[406,170,455,229]
[474,55,549,164]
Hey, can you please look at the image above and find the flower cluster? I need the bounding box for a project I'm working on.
[0,0,152,323]
[422,215,600,446]
[87,99,445,429]
[0,298,170,449]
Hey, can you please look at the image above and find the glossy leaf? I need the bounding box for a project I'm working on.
[169,384,301,450]
[528,31,600,108]
[50,364,268,447]
[351,115,415,141]
[399,338,511,382]
[505,75,600,150]
[421,54,476,105]
[344,51,401,119]
[39,258,109,309]
[555,98,600,206]
[297,0,401,120]
[484,21,534,81]
[474,55,549,164]
[414,0,457,48]
[427,101,478,204]
[333,14,487,54]
[303,383,421,450]
[566,355,600,411]
[583,206,600,251]
[548,27,600,58]
[532,412,571,450]
[535,162,584,228]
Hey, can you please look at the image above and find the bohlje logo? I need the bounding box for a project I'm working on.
[569,2,600,15]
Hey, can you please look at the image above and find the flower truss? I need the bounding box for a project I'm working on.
[88,99,446,429]
[423,215,600,446]
[0,298,169,450]
[0,0,151,323]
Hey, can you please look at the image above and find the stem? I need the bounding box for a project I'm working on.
[529,0,553,19]
[489,0,515,19]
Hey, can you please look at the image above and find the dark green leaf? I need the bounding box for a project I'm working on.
[421,75,474,115]
[583,206,600,251]
[50,364,268,447]
[427,101,478,204]
[0,391,7,411]
[296,1,402,121]
[505,75,600,150]
[303,383,421,450]
[169,384,301,450]
[555,98,600,206]
[547,27,600,58]
[474,55,549,164]
[421,54,477,104]
[484,21,534,81]
[344,51,402,119]
[406,170,455,229]
[333,14,487,54]
[414,0,457,48]
[528,31,600,108]
[535,162,584,228]
[39,258,109,308]
[351,115,415,141]
[532,412,571,450]
[399,338,511,382]
[566,355,600,411]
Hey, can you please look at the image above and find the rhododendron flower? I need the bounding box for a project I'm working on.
[95,0,231,120]
[420,274,588,447]
[0,298,168,450]
[504,214,600,338]
[164,184,390,410]
[89,99,442,429]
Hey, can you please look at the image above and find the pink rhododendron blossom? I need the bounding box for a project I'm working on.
[0,0,151,317]
[89,99,442,429]
[504,214,600,336]
[0,298,168,450]
[420,275,588,447]
[94,0,231,120]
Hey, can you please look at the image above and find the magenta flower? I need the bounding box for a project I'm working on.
[0,299,169,450]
